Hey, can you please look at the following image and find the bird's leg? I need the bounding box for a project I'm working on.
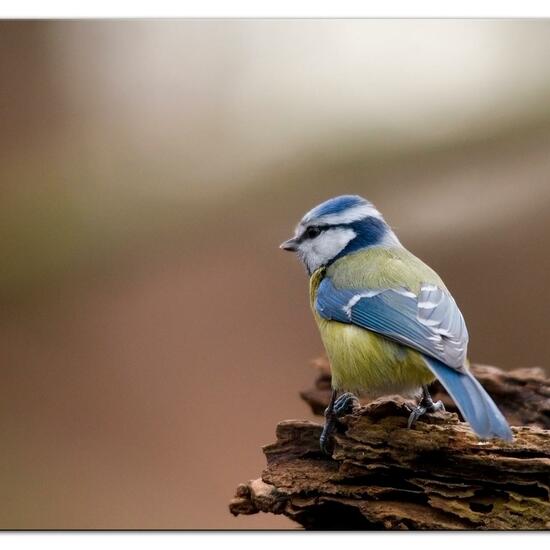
[320,390,359,454]
[407,385,445,428]
[319,390,337,454]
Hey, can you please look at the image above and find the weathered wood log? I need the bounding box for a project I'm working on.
[230,360,550,529]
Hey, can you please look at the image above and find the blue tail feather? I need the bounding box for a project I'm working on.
[423,356,513,441]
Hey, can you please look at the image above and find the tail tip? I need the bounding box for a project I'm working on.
[476,424,514,443]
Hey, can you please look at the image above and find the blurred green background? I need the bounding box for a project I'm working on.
[1,20,550,529]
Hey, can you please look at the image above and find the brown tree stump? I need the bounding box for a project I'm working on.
[229,360,550,529]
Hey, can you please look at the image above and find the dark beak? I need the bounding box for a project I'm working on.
[279,237,299,252]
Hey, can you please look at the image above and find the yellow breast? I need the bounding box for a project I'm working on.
[309,268,434,396]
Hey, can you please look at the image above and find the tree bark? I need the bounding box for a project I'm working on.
[229,360,550,529]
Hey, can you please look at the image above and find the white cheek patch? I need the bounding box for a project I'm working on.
[298,227,356,273]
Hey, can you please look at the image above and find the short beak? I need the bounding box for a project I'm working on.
[279,237,299,252]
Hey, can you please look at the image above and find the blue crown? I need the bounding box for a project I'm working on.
[306,195,368,221]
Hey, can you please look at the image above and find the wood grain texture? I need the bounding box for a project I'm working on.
[230,360,550,529]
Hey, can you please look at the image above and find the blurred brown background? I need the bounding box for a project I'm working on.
[1,20,549,529]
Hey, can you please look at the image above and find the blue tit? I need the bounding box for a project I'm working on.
[280,195,512,451]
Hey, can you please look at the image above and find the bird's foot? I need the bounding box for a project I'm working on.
[320,392,359,454]
[333,392,359,417]
[407,396,445,428]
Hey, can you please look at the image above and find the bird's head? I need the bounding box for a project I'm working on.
[280,195,400,274]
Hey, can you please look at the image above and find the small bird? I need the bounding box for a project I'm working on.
[280,195,512,452]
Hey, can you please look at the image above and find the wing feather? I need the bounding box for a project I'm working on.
[316,277,468,369]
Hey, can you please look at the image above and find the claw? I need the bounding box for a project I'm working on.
[333,392,359,417]
[407,405,428,428]
[407,386,445,429]
[429,400,445,414]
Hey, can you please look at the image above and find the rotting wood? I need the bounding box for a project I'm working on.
[230,360,550,529]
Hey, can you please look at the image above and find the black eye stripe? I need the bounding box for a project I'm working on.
[306,226,321,239]
[299,223,355,242]
[299,225,330,241]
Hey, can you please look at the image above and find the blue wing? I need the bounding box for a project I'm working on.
[315,277,468,370]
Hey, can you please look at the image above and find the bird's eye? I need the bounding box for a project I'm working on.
[305,226,322,239]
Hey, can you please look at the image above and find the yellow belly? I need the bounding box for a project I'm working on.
[316,316,435,397]
[308,266,435,397]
